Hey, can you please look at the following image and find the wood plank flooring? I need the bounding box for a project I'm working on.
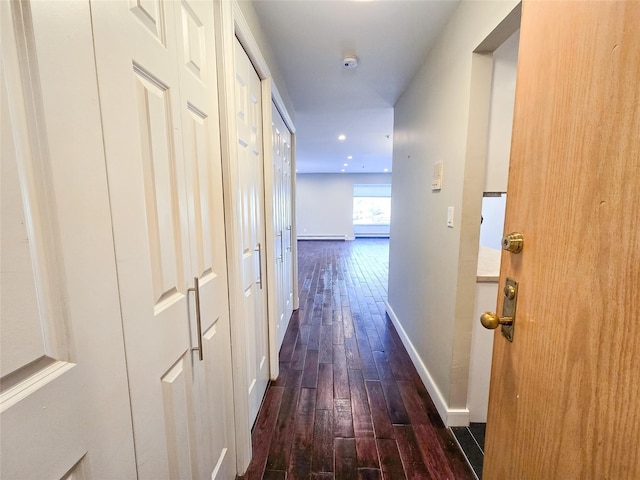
[240,239,473,480]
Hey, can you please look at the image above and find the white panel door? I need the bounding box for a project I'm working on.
[91,1,235,478]
[272,115,285,346]
[279,111,294,332]
[234,37,269,426]
[271,104,294,348]
[176,2,236,479]
[1,2,136,478]
[283,152,294,320]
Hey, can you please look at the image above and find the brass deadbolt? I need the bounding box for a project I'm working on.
[504,284,516,300]
[502,232,524,254]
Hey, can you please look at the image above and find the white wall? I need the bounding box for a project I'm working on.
[387,0,520,426]
[484,30,519,193]
[468,282,498,422]
[479,30,519,247]
[296,173,391,239]
[480,194,507,250]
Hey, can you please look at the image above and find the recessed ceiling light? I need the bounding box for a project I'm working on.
[347,155,353,160]
[384,168,389,172]
[338,134,346,141]
[344,163,348,167]
[341,169,345,172]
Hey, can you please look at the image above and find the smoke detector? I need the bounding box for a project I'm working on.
[343,55,358,69]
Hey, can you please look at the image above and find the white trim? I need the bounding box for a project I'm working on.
[271,93,295,133]
[385,302,470,427]
[261,79,280,380]
[215,0,252,474]
[231,2,294,136]
[290,133,300,310]
[298,234,349,241]
[232,2,269,77]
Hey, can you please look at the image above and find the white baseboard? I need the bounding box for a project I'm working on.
[385,302,470,427]
[297,234,349,241]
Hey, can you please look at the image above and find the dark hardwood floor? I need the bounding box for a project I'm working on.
[240,239,474,480]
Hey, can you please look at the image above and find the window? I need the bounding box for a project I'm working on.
[353,184,391,226]
[353,197,391,225]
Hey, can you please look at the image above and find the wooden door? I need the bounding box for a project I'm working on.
[484,1,640,477]
[1,2,136,478]
[234,37,270,426]
[91,1,235,478]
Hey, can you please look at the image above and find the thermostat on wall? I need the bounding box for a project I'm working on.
[432,161,443,191]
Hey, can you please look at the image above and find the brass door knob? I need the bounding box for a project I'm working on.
[502,232,524,253]
[480,311,513,330]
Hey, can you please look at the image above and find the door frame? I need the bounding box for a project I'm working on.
[463,5,522,424]
[214,0,297,472]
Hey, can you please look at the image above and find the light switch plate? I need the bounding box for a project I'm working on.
[432,161,443,191]
[447,206,454,228]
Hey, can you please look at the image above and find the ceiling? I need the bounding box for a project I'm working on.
[251,0,461,174]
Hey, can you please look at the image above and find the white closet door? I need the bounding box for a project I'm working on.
[234,37,269,426]
[1,2,135,478]
[176,2,236,479]
[284,149,294,321]
[279,107,294,333]
[91,1,235,478]
[272,115,284,345]
[271,104,294,348]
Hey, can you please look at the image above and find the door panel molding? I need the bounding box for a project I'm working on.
[1,1,136,477]
[1,0,72,370]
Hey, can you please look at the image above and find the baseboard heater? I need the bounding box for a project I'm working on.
[297,234,349,241]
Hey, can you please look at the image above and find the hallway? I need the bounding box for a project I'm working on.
[241,239,473,479]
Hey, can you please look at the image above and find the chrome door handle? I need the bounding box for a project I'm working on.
[255,243,263,289]
[188,277,204,361]
[286,225,292,253]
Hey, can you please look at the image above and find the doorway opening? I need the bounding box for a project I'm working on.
[456,21,521,480]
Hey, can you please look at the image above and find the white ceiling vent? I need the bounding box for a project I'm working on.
[342,55,358,69]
